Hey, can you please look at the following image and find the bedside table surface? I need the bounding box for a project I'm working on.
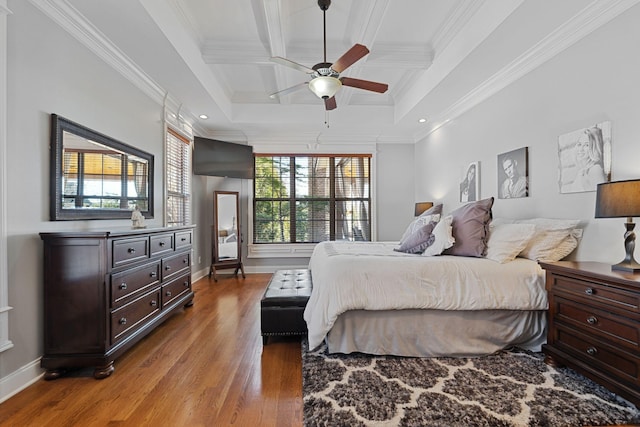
[539,261,640,289]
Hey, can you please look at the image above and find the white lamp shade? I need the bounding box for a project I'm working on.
[308,76,342,99]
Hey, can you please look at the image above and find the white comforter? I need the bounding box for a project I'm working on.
[304,241,547,350]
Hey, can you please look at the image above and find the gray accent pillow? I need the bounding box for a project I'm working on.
[443,197,494,257]
[399,204,443,244]
[395,220,438,254]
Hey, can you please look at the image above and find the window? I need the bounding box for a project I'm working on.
[254,155,371,243]
[165,127,191,226]
[61,148,149,210]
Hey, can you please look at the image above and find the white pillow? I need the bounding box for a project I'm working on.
[422,215,455,256]
[513,218,582,262]
[400,213,441,244]
[485,223,536,263]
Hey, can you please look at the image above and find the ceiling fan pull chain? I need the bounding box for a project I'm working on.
[325,110,330,128]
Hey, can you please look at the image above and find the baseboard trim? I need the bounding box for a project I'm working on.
[0,357,43,403]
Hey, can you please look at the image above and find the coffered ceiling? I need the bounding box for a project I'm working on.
[32,0,636,144]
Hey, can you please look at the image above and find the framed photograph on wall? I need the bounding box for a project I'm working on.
[460,161,479,202]
[557,121,612,193]
[497,147,528,199]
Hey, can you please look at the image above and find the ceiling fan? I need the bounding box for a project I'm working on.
[269,0,388,111]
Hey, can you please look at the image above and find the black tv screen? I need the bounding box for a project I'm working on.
[193,137,254,179]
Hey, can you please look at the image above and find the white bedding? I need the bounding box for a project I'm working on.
[304,241,547,350]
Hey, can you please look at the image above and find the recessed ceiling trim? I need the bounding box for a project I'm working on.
[414,0,640,142]
[395,0,525,123]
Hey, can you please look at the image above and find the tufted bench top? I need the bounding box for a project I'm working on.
[261,269,312,307]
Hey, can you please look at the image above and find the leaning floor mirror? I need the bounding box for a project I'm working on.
[209,191,245,282]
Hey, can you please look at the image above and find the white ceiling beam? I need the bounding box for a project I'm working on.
[394,0,524,124]
[138,0,233,119]
[340,0,391,106]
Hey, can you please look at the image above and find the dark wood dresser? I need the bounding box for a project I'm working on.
[539,261,640,407]
[40,226,195,379]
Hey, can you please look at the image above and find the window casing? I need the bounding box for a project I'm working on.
[165,127,191,226]
[253,155,371,243]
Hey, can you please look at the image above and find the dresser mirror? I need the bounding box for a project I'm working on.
[50,114,154,220]
[210,191,245,281]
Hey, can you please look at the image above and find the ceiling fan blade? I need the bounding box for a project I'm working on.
[270,57,315,74]
[331,44,369,73]
[269,82,309,99]
[340,77,388,93]
[324,96,337,111]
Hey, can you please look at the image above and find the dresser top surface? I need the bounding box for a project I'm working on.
[40,224,195,239]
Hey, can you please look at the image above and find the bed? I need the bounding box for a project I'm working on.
[303,198,582,357]
[305,241,547,357]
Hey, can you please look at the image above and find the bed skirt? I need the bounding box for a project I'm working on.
[325,309,547,357]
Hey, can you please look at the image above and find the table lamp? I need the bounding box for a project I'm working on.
[414,202,434,217]
[595,179,640,272]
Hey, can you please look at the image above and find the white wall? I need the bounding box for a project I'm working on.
[415,4,640,264]
[376,143,415,241]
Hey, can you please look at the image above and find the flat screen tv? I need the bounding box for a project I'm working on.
[193,136,254,179]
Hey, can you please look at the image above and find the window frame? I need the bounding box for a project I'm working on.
[249,152,375,258]
[164,126,192,227]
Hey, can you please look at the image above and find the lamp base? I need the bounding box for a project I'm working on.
[611,260,640,273]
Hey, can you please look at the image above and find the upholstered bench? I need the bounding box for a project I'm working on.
[260,269,312,344]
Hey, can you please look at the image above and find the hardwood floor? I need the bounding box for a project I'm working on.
[0,273,303,427]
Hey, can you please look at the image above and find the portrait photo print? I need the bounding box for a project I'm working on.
[557,121,611,193]
[460,161,479,202]
[497,147,529,199]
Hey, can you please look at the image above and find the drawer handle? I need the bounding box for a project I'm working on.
[584,287,595,296]
[183,258,188,264]
[586,346,598,356]
[150,300,157,307]
[586,316,598,325]
[166,291,172,297]
[165,265,172,271]
[183,281,189,287]
[159,242,166,247]
[119,283,127,290]
[119,317,127,325]
[127,248,136,254]
[181,237,187,242]
[150,272,157,278]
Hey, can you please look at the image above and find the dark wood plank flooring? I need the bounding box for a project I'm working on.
[0,273,303,426]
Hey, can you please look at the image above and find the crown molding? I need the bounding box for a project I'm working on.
[415,0,640,142]
[27,0,201,129]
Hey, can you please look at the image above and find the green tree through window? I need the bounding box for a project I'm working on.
[253,155,371,243]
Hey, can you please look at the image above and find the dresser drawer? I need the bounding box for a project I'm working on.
[161,273,191,308]
[150,233,174,257]
[111,289,161,344]
[175,230,192,249]
[112,237,149,268]
[162,251,191,281]
[553,275,640,315]
[555,325,640,386]
[111,261,161,308]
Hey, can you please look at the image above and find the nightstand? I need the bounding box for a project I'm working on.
[539,261,640,407]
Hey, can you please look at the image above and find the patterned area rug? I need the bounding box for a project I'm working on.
[302,340,640,427]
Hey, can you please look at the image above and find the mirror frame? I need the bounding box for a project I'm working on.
[50,114,154,221]
[212,190,241,265]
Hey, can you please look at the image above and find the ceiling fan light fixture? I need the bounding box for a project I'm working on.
[308,76,342,99]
